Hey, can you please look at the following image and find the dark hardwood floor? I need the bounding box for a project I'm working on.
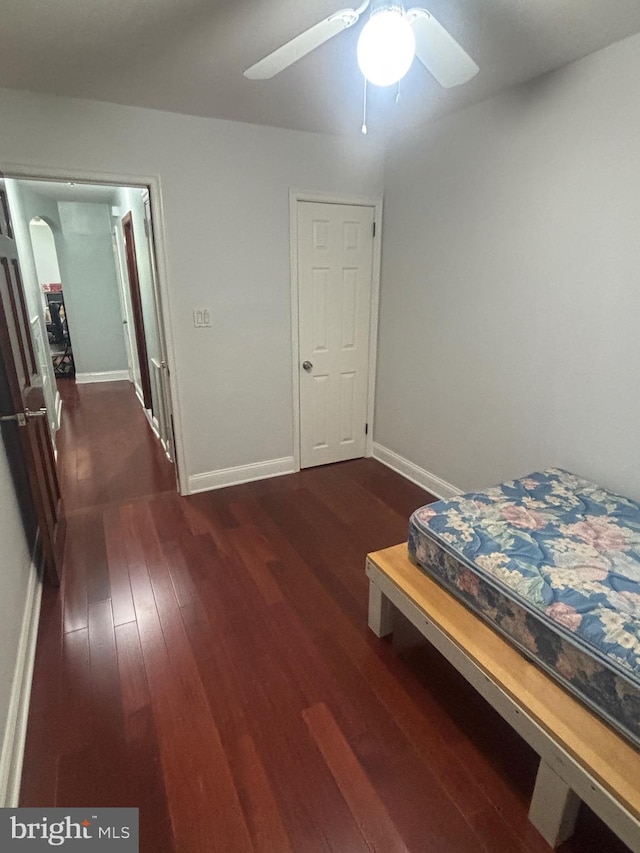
[20,380,629,852]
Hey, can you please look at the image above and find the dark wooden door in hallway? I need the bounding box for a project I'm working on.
[20,381,629,852]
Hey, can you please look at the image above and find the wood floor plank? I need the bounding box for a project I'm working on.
[86,599,130,807]
[303,701,411,853]
[114,621,151,735]
[104,506,136,626]
[62,513,88,634]
[227,525,285,606]
[56,746,97,807]
[149,491,187,544]
[123,706,174,853]
[58,627,92,756]
[234,733,293,853]
[84,510,110,604]
[160,538,197,608]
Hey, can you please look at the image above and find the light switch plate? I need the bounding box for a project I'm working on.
[193,308,211,328]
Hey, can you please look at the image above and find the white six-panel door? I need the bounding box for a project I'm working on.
[297,201,375,469]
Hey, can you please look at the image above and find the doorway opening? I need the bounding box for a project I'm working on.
[4,175,179,506]
[29,216,75,380]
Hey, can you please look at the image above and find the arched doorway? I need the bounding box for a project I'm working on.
[28,216,74,379]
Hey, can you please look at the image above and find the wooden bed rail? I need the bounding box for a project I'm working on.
[366,544,640,851]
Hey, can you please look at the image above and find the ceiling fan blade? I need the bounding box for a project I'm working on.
[244,9,360,80]
[407,9,479,88]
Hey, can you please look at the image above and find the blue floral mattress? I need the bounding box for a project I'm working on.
[408,468,640,749]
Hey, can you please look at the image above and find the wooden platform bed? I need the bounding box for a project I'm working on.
[366,544,640,851]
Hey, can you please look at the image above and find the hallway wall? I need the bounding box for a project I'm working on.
[56,200,128,377]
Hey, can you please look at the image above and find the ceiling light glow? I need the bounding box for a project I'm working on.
[357,8,415,87]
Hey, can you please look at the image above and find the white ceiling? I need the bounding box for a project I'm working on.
[2,1,640,137]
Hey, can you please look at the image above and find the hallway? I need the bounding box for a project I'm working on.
[19,382,626,852]
[55,379,175,511]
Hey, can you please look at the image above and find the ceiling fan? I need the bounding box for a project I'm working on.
[244,0,479,91]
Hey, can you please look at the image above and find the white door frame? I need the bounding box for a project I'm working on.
[0,161,188,495]
[142,188,175,462]
[111,224,140,394]
[289,190,383,472]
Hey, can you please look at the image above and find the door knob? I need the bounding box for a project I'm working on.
[0,407,47,426]
[302,361,313,372]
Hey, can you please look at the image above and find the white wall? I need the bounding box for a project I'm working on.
[29,221,61,286]
[0,87,384,488]
[56,200,128,376]
[376,31,640,501]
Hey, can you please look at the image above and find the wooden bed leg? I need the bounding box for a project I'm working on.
[368,581,394,637]
[529,759,581,848]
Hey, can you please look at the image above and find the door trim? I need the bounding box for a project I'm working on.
[289,190,383,472]
[0,162,187,494]
[111,224,140,393]
[142,189,175,463]
[122,212,153,410]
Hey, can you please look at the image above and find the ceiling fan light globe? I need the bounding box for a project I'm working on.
[357,9,416,87]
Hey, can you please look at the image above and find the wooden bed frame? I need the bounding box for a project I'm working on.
[366,544,640,851]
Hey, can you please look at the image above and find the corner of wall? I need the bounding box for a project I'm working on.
[372,443,461,501]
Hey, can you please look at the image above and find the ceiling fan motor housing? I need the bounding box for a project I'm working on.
[358,3,416,87]
[370,1,405,15]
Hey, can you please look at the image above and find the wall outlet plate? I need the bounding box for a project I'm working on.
[193,308,211,328]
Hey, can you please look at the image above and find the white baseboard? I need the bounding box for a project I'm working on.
[142,405,173,463]
[134,381,144,404]
[75,370,129,384]
[143,407,160,437]
[372,443,461,501]
[188,456,296,494]
[0,545,43,807]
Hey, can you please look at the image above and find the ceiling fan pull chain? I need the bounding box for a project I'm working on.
[361,77,368,135]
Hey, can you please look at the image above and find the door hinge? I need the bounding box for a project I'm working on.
[365,423,369,435]
[372,221,376,238]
